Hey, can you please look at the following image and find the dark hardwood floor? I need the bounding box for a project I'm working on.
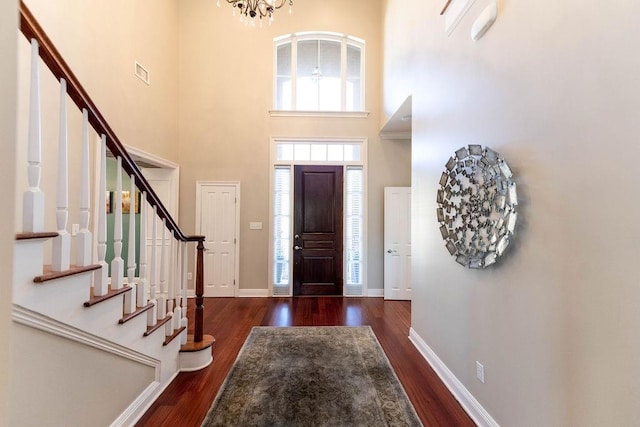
[136,297,474,427]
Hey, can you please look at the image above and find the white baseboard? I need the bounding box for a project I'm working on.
[408,328,499,427]
[237,289,269,297]
[111,381,161,427]
[118,369,181,427]
[367,288,384,297]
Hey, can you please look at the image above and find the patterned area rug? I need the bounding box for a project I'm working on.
[202,326,422,427]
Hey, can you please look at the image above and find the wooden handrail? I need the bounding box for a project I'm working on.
[18,1,203,244]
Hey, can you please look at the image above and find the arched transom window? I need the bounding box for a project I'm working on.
[274,32,365,112]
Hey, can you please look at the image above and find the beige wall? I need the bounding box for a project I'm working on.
[22,0,180,163]
[0,0,18,423]
[383,0,640,425]
[10,323,155,426]
[178,0,410,291]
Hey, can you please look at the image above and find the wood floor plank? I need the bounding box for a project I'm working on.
[136,297,474,427]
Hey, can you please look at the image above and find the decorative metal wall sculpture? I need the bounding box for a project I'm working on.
[436,145,517,268]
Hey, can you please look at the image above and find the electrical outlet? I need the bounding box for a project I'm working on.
[71,223,80,236]
[476,361,485,383]
[187,272,193,281]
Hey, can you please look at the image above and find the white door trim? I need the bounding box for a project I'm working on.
[269,137,368,297]
[124,145,179,169]
[195,181,241,297]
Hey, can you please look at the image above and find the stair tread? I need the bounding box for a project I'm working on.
[84,285,131,307]
[144,315,172,337]
[163,326,186,346]
[119,302,155,324]
[16,231,59,240]
[180,334,216,353]
[34,264,101,283]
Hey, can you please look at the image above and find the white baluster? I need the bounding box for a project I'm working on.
[127,176,137,285]
[51,79,70,271]
[124,283,137,315]
[168,233,175,312]
[149,206,159,324]
[76,109,92,266]
[165,312,174,337]
[160,218,167,295]
[181,240,188,345]
[157,294,167,320]
[157,218,168,320]
[147,299,157,328]
[173,304,182,331]
[137,192,148,307]
[167,297,174,319]
[150,206,158,301]
[174,240,182,330]
[110,157,124,289]
[23,39,44,233]
[124,174,137,315]
[93,135,109,296]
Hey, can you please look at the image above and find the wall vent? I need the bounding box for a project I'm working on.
[134,61,150,85]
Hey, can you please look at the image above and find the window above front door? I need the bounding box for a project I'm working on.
[273,32,365,113]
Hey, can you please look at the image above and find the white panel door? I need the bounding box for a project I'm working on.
[384,187,412,300]
[197,183,238,297]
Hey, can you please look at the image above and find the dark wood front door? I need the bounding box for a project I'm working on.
[293,165,343,296]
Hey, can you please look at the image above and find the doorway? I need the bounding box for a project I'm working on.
[195,182,240,297]
[270,138,366,297]
[293,165,344,296]
[383,187,412,300]
[100,148,179,280]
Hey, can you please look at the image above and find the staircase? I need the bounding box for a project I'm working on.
[10,3,214,426]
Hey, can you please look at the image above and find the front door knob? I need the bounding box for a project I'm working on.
[294,245,302,251]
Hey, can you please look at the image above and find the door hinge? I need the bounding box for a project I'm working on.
[233,279,236,285]
[234,238,237,244]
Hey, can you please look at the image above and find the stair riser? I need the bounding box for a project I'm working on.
[13,272,89,318]
[14,266,177,358]
[13,240,45,287]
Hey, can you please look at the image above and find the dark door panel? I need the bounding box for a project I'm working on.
[293,165,343,296]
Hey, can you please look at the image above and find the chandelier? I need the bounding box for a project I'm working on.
[218,0,293,25]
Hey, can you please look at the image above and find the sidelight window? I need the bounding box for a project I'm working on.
[273,167,292,295]
[345,167,363,294]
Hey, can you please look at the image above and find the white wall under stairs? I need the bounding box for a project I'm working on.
[10,237,185,426]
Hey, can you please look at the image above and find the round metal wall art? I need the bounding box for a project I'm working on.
[436,144,518,268]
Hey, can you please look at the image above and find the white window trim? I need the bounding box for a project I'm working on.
[269,137,368,297]
[269,110,370,118]
[273,31,366,113]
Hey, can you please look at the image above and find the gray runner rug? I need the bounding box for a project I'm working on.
[202,326,422,427]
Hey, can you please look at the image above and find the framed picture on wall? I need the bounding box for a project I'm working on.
[121,191,141,214]
[106,191,113,214]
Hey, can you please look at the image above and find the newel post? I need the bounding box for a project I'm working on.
[195,239,205,343]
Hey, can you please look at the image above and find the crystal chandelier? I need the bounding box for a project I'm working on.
[217,0,293,25]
